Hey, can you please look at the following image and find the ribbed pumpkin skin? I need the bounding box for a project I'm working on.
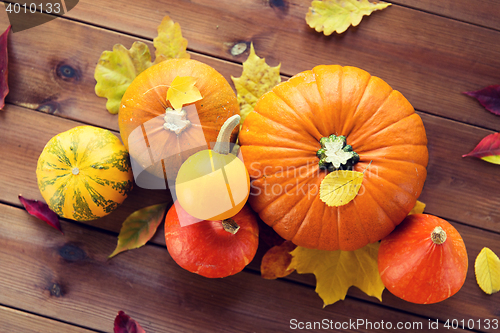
[118,58,239,180]
[239,65,428,251]
[36,126,133,221]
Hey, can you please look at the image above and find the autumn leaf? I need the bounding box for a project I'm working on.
[154,16,190,64]
[462,132,500,165]
[109,203,168,258]
[464,85,500,116]
[114,311,146,333]
[261,241,296,279]
[475,247,500,295]
[231,43,281,125]
[319,170,364,207]
[166,76,202,110]
[0,25,10,110]
[290,242,384,306]
[95,42,152,114]
[95,16,189,114]
[19,195,63,234]
[306,0,391,35]
[408,200,426,215]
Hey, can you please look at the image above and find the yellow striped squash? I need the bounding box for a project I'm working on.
[36,126,133,221]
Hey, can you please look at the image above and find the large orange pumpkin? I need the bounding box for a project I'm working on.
[239,65,428,251]
[118,59,239,181]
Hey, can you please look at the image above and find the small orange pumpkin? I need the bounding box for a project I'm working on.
[239,65,428,251]
[165,202,259,278]
[118,59,239,180]
[378,214,468,304]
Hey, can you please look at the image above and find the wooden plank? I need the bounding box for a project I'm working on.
[0,3,499,133]
[393,0,500,31]
[0,305,98,333]
[0,202,466,333]
[2,104,499,235]
[1,105,500,330]
[62,0,500,130]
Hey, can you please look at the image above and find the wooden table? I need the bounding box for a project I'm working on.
[1,1,499,332]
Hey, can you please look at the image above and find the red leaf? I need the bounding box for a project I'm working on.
[18,195,63,234]
[114,311,146,333]
[464,85,500,116]
[0,25,10,110]
[462,132,500,164]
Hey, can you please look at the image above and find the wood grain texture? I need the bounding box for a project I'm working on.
[0,305,98,333]
[1,104,499,330]
[393,0,500,31]
[0,203,467,333]
[62,0,500,130]
[0,2,499,133]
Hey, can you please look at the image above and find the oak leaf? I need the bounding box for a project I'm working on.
[306,0,391,35]
[109,203,168,258]
[154,16,190,64]
[462,132,500,165]
[19,195,63,234]
[464,85,500,116]
[166,76,202,110]
[261,241,296,279]
[475,247,500,295]
[319,170,364,207]
[95,42,152,114]
[0,25,10,110]
[231,44,281,125]
[289,242,384,306]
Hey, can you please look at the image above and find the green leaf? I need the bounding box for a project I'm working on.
[94,42,152,114]
[475,247,500,295]
[154,15,190,64]
[231,43,281,125]
[306,0,391,35]
[289,242,384,307]
[109,203,168,258]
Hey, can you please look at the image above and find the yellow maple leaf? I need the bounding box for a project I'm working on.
[408,200,426,215]
[166,76,203,110]
[320,170,364,207]
[231,44,281,125]
[154,16,190,64]
[290,243,384,307]
[306,0,391,35]
[475,247,500,295]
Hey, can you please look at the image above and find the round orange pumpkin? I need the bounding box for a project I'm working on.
[118,58,239,181]
[378,214,468,304]
[239,65,428,251]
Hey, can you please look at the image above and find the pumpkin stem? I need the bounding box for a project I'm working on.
[213,115,240,155]
[317,134,359,172]
[222,218,240,234]
[431,226,447,245]
[163,107,191,135]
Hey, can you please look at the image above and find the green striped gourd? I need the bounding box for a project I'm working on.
[36,126,133,221]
